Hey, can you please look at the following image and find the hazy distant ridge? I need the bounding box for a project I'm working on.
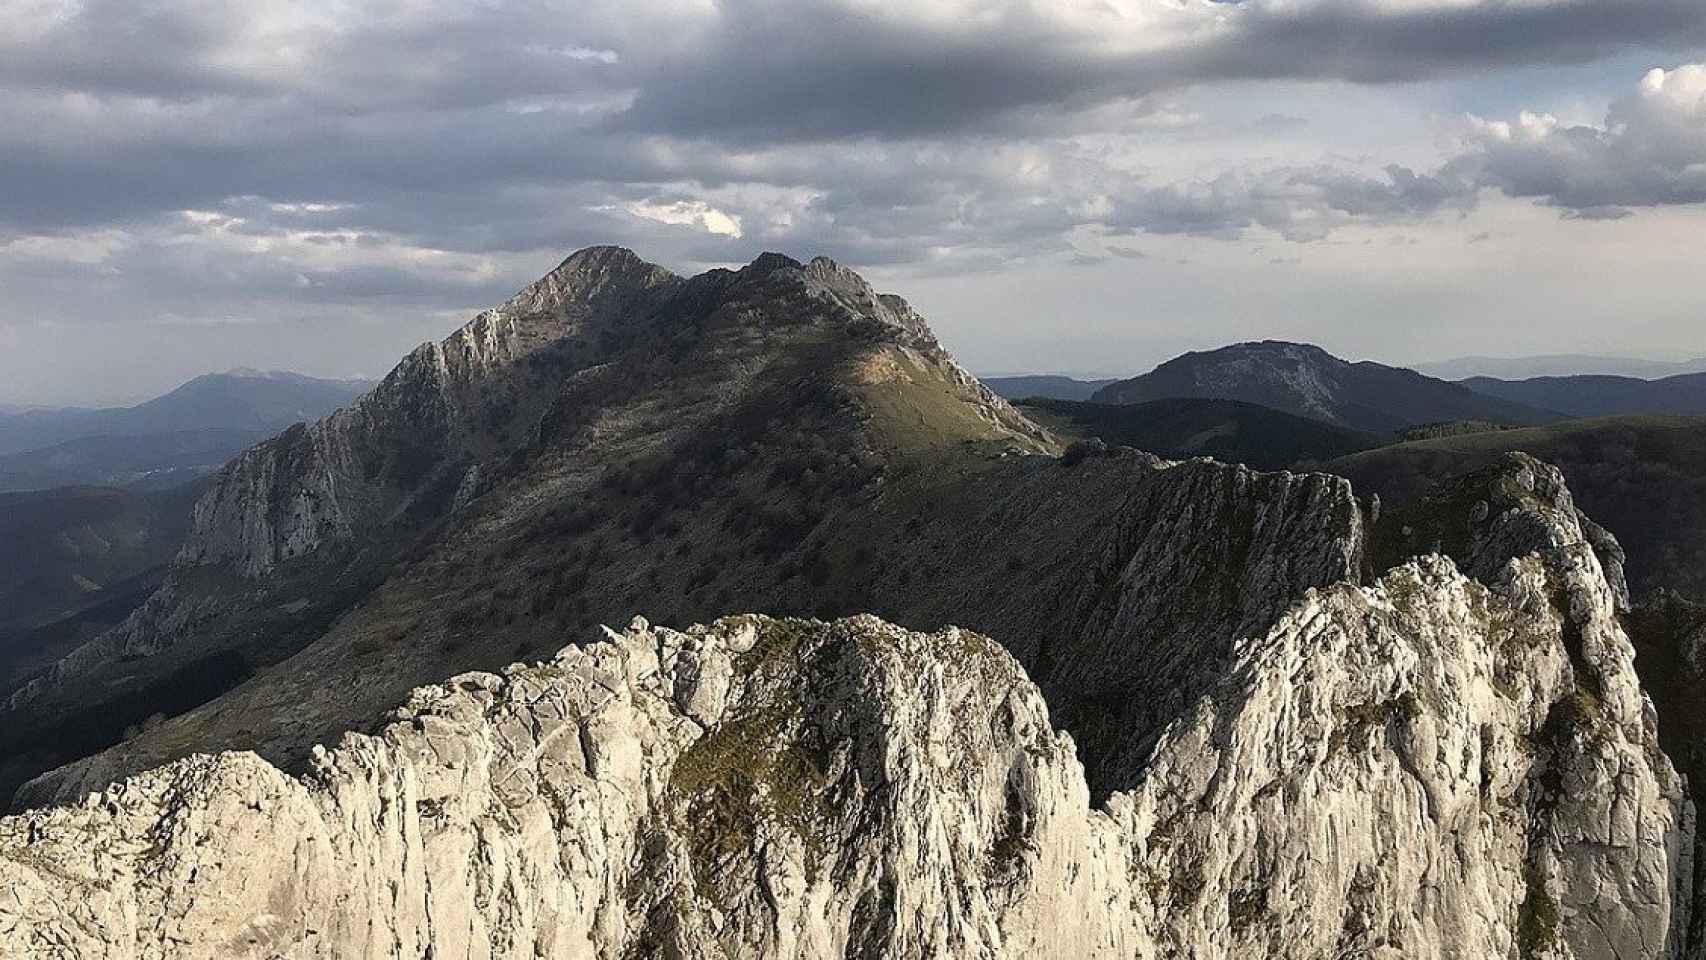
[1416,354,1706,381]
[1460,372,1706,419]
[0,372,374,490]
[983,375,1118,401]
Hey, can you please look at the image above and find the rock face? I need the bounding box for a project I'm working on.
[1032,460,1364,798]
[180,246,681,579]
[1,455,1693,958]
[0,615,1131,959]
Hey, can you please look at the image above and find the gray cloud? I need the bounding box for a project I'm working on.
[608,0,1706,142]
[1445,65,1706,214]
[3,0,1703,234]
[4,0,1706,403]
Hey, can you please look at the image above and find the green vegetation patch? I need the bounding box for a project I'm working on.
[670,705,837,901]
[857,349,1043,464]
[1329,692,1421,756]
[1517,862,1561,958]
[670,618,840,906]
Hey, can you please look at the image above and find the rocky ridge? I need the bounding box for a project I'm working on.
[0,454,1696,958]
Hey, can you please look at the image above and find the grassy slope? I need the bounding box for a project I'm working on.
[1019,396,1379,470]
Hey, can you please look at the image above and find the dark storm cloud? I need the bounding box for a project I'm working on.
[1209,0,1706,83]
[608,0,1706,143]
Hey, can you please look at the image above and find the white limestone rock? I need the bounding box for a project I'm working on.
[2,543,1692,959]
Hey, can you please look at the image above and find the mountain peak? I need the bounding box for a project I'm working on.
[1177,340,1336,363]
[502,246,679,316]
[740,251,803,278]
[559,244,645,270]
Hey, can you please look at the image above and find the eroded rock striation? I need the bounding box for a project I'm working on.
[1,455,1693,958]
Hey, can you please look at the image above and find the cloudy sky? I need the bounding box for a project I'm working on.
[3,0,1706,404]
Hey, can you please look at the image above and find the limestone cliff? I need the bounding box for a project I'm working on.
[179,245,682,579]
[0,456,1693,958]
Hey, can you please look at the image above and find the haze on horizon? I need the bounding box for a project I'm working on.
[3,0,1706,406]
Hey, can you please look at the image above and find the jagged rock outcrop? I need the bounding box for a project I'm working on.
[1,455,1693,958]
[1032,459,1363,797]
[1,615,1133,958]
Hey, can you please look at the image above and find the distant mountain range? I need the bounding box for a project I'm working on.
[0,371,373,491]
[992,349,1706,428]
[1460,372,1706,419]
[983,375,1118,402]
[1090,340,1561,434]
[1415,353,1706,381]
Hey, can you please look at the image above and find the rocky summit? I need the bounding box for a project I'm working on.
[0,248,1702,959]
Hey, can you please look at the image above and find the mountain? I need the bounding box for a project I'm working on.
[1090,340,1564,434]
[2,454,1692,959]
[1,249,1364,812]
[982,374,1118,401]
[0,370,373,462]
[1417,353,1706,381]
[1018,396,1378,469]
[1461,372,1706,419]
